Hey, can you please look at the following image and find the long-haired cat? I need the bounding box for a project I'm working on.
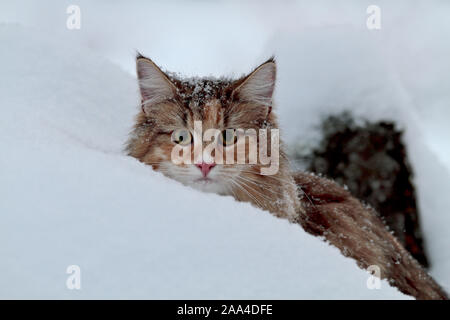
[126,54,448,300]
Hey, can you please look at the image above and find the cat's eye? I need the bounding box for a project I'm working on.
[220,129,237,147]
[171,129,192,146]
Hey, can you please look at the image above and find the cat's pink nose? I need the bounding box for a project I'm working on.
[196,162,216,177]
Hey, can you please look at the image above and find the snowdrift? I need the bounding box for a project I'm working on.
[0,25,410,299]
[271,25,450,290]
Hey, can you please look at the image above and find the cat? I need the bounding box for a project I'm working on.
[126,55,299,221]
[126,54,448,300]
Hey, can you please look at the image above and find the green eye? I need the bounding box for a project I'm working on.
[220,129,237,146]
[171,129,192,146]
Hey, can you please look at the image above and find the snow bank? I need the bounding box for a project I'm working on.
[0,24,409,299]
[268,9,450,291]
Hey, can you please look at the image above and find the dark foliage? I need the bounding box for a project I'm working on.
[302,112,429,267]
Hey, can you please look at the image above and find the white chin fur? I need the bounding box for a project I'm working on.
[188,179,227,194]
[162,162,229,195]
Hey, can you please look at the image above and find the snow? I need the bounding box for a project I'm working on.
[0,23,410,300]
[267,5,450,292]
[1,0,449,298]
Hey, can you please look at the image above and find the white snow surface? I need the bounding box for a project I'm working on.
[0,24,410,299]
[2,0,450,298]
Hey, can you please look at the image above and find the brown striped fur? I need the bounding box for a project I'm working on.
[295,171,448,299]
[126,55,448,299]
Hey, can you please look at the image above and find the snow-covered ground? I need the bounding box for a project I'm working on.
[0,25,409,299]
[1,0,449,299]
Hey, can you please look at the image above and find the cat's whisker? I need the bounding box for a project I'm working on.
[238,172,286,185]
[229,178,265,209]
[232,176,273,204]
[235,181,274,204]
[235,175,286,197]
[238,172,295,188]
[238,169,293,181]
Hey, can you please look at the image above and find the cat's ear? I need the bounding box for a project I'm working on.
[136,56,177,113]
[232,58,276,106]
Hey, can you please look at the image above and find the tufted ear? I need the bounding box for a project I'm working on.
[136,56,177,113]
[232,58,276,106]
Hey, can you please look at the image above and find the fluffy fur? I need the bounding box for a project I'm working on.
[127,55,299,220]
[295,171,447,300]
[126,55,447,300]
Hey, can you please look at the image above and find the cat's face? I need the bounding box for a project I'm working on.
[128,55,279,195]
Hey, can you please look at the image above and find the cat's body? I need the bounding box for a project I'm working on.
[126,55,447,300]
[295,171,447,300]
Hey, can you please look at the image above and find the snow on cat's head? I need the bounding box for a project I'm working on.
[126,54,281,195]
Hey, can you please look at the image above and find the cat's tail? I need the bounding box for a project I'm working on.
[293,171,448,300]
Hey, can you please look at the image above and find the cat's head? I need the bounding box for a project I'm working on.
[127,54,281,195]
